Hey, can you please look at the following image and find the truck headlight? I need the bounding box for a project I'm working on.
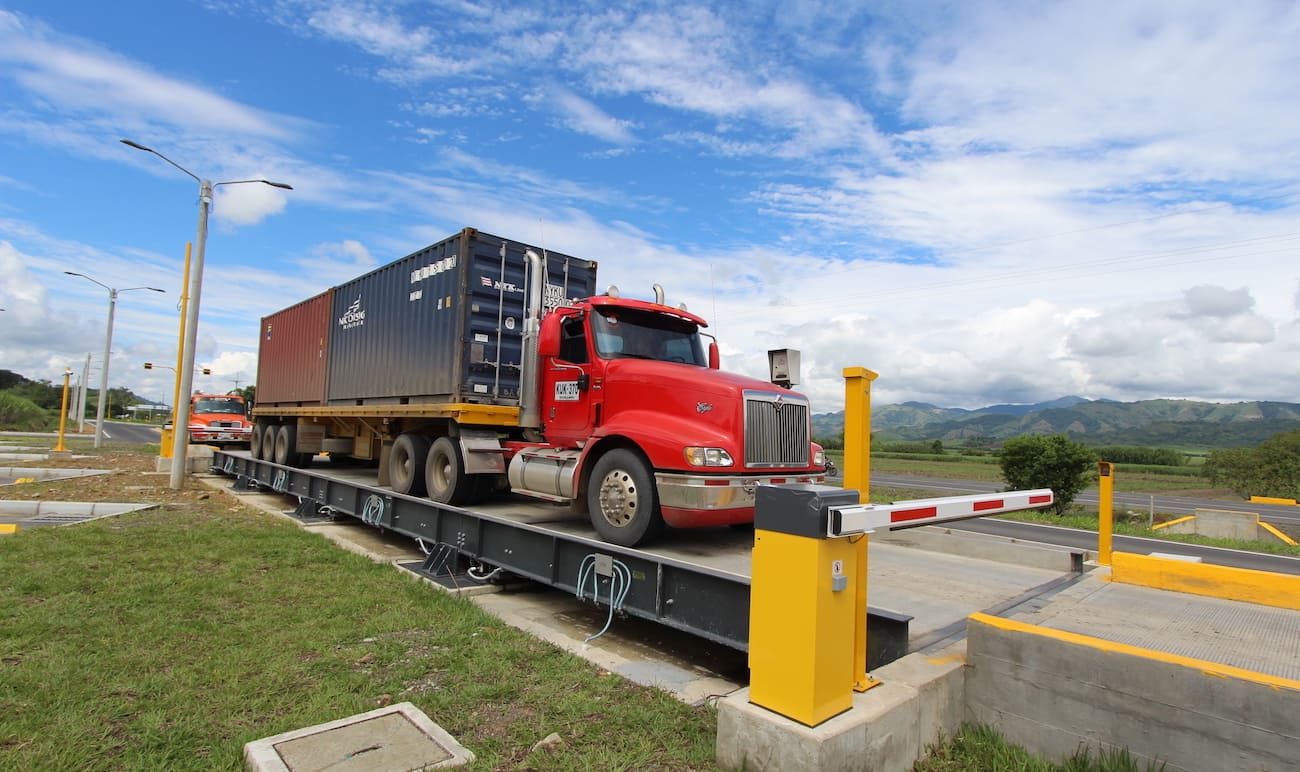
[684,447,734,467]
[814,449,826,466]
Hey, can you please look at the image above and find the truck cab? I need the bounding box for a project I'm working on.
[505,289,826,545]
[188,393,252,448]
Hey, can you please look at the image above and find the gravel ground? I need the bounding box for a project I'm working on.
[2,438,235,515]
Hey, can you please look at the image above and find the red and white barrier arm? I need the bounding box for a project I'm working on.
[827,488,1055,537]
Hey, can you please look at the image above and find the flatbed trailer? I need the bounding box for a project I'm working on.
[213,449,914,667]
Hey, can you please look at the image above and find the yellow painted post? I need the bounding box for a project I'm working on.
[841,367,878,504]
[1098,461,1114,566]
[842,366,878,692]
[749,485,861,725]
[53,368,73,452]
[162,243,192,460]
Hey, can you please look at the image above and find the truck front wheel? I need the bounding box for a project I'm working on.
[390,434,430,496]
[587,449,663,546]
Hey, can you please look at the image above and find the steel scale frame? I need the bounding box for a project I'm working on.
[212,450,911,667]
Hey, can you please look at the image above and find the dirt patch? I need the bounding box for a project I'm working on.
[2,441,238,518]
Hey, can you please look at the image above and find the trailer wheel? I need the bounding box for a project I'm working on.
[587,449,663,546]
[250,423,267,460]
[260,423,279,462]
[390,434,431,496]
[274,424,300,466]
[426,437,475,505]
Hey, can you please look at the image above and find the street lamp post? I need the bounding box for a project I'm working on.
[64,272,164,448]
[120,139,292,490]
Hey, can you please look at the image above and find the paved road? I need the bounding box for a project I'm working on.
[86,421,162,445]
[868,472,1300,530]
[863,471,1300,574]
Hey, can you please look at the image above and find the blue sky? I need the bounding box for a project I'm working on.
[2,0,1299,413]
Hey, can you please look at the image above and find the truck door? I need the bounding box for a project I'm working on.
[540,314,600,446]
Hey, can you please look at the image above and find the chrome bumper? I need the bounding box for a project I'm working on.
[655,471,827,511]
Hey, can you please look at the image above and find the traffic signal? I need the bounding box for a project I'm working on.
[144,362,154,369]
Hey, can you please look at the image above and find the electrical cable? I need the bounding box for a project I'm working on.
[575,554,632,644]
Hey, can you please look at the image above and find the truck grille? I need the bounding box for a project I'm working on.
[744,392,810,467]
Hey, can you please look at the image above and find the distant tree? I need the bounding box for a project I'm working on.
[229,385,256,409]
[931,440,944,454]
[0,369,26,391]
[998,434,1097,515]
[1202,429,1300,499]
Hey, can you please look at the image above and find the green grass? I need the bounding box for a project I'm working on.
[914,724,1165,771]
[0,506,717,770]
[830,450,1227,496]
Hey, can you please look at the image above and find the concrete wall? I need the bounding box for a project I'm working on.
[964,614,1300,772]
[717,642,966,772]
[1163,508,1259,540]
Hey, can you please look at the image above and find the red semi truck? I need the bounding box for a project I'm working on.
[252,228,827,546]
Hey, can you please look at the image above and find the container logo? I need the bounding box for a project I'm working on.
[481,275,523,294]
[338,295,366,330]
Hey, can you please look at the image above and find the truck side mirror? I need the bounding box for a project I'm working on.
[708,340,720,370]
[577,374,590,391]
[538,316,561,358]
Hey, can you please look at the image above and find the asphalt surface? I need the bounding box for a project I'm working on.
[869,472,1300,529]
[865,471,1300,575]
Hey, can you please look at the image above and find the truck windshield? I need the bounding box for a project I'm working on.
[194,398,245,415]
[590,307,706,365]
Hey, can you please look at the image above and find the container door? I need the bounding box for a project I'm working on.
[540,314,600,446]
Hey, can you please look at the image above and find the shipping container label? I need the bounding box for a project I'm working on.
[554,381,581,401]
[410,255,457,284]
[338,295,366,330]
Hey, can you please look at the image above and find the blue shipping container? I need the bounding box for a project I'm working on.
[325,228,598,405]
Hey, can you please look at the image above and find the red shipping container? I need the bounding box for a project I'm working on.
[256,290,332,406]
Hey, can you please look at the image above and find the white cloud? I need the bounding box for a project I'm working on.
[550,88,635,145]
[0,11,299,142]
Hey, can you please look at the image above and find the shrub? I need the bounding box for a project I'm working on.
[0,392,53,431]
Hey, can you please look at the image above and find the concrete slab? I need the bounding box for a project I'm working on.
[876,524,1087,572]
[244,701,473,771]
[0,499,155,529]
[0,467,111,485]
[1006,574,1300,680]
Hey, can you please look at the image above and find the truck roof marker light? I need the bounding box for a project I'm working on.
[606,285,620,298]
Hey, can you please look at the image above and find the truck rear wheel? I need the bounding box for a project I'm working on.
[274,424,302,466]
[260,423,279,462]
[426,437,475,505]
[587,449,663,546]
[250,422,267,460]
[390,434,430,496]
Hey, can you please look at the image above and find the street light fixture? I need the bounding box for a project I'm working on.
[121,138,292,490]
[64,271,164,448]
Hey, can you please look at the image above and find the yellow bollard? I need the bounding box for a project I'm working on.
[842,366,879,691]
[1098,461,1114,566]
[53,368,73,453]
[841,367,878,504]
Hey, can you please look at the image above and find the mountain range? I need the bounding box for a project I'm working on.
[812,396,1300,449]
